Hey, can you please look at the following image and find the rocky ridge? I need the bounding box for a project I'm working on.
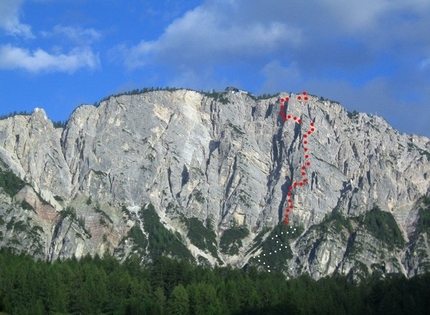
[0,89,429,280]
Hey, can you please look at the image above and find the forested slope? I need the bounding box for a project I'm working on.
[0,250,429,315]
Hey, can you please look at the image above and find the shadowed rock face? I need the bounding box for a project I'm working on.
[0,89,429,280]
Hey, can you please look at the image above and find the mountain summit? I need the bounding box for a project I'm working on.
[0,89,429,280]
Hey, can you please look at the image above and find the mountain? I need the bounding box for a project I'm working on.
[0,88,429,280]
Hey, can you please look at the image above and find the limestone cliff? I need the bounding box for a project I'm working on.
[0,89,429,280]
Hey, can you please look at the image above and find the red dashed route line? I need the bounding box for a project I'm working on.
[279,92,316,226]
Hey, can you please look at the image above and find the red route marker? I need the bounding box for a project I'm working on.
[297,91,309,102]
[278,95,316,225]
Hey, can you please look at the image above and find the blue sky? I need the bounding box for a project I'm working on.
[0,0,429,137]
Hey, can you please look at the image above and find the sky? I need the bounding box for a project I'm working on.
[0,0,429,137]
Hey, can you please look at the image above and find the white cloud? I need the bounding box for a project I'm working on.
[111,0,430,136]
[42,25,101,45]
[0,0,34,38]
[119,0,429,76]
[0,44,100,73]
[260,60,302,94]
[319,0,430,34]
[121,3,301,69]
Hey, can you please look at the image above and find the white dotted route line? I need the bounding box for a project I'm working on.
[255,227,297,272]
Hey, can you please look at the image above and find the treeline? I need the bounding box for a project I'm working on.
[0,111,32,120]
[93,86,285,107]
[0,110,67,129]
[95,87,183,106]
[0,250,429,314]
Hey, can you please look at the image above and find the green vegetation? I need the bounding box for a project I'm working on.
[227,121,245,135]
[201,90,221,99]
[248,226,271,253]
[94,203,113,225]
[194,90,229,104]
[192,190,205,204]
[321,208,354,234]
[407,143,430,160]
[250,224,294,272]
[60,206,77,220]
[127,225,148,251]
[95,86,183,106]
[20,199,33,211]
[238,190,252,208]
[0,110,31,120]
[91,169,106,176]
[52,120,67,128]
[0,169,25,197]
[140,204,194,262]
[0,250,430,314]
[359,205,405,249]
[256,93,279,100]
[5,218,27,233]
[34,191,49,205]
[311,205,404,250]
[417,196,430,235]
[220,225,249,255]
[184,217,219,259]
[54,195,64,202]
[347,110,359,119]
[218,95,229,104]
[248,92,280,100]
[0,111,66,128]
[59,206,91,237]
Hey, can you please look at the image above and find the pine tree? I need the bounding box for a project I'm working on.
[167,284,190,315]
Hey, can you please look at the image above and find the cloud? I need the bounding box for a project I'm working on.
[0,0,34,38]
[0,44,100,73]
[120,2,301,69]
[0,3,102,74]
[41,25,101,45]
[260,60,302,94]
[118,0,429,79]
[112,0,430,136]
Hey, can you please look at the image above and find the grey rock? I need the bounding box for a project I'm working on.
[0,89,429,279]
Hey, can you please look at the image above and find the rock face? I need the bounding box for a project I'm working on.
[0,89,429,280]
